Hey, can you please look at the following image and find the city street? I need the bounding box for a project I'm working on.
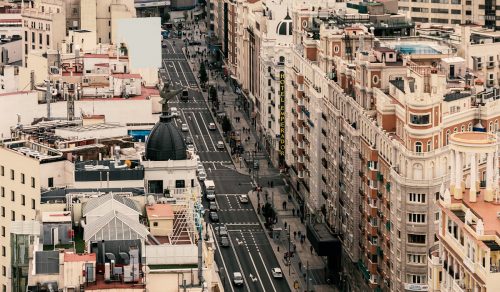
[161,36,290,292]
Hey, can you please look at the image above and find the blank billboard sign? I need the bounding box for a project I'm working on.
[116,17,162,69]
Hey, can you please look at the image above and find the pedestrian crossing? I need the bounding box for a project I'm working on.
[202,160,232,164]
[217,208,254,212]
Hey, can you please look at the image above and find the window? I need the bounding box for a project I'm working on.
[408,254,426,264]
[407,274,426,284]
[21,195,25,206]
[10,191,14,202]
[410,114,430,125]
[1,226,4,237]
[32,32,35,42]
[408,193,426,203]
[10,169,14,180]
[31,199,36,210]
[435,212,440,221]
[39,33,42,44]
[427,141,432,152]
[175,180,185,188]
[0,207,3,217]
[1,246,4,256]
[31,177,35,188]
[21,173,25,184]
[1,187,4,197]
[46,35,50,46]
[72,8,78,15]
[415,141,422,153]
[408,233,426,244]
[153,222,158,227]
[0,166,3,176]
[11,211,15,221]
[1,266,4,276]
[21,215,25,221]
[408,213,426,223]
[48,177,54,188]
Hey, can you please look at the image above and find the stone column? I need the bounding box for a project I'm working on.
[450,149,456,194]
[470,153,477,202]
[485,151,494,202]
[455,150,463,199]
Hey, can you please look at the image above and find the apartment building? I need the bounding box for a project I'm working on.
[0,3,22,39]
[429,132,500,292]
[279,4,500,292]
[399,0,500,30]
[0,140,73,292]
[21,0,66,65]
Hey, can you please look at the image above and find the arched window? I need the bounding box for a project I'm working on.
[495,120,499,131]
[279,56,285,64]
[489,122,493,132]
[461,125,465,132]
[427,141,432,152]
[467,123,472,131]
[446,130,450,145]
[415,141,422,153]
[453,127,458,133]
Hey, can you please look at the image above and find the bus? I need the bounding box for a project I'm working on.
[163,22,173,30]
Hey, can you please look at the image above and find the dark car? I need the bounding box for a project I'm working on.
[209,201,217,211]
[189,41,202,46]
[185,136,193,145]
[209,211,219,222]
[162,43,167,48]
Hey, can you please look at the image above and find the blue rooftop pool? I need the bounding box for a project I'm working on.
[394,44,440,55]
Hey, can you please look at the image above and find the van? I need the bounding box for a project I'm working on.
[205,179,216,200]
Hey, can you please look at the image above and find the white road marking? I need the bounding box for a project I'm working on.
[189,111,209,151]
[240,230,266,291]
[227,233,252,291]
[162,59,172,82]
[212,231,236,292]
[198,111,217,149]
[180,109,197,152]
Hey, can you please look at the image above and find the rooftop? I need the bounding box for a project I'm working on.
[64,252,96,262]
[449,132,497,146]
[146,204,174,219]
[41,211,72,223]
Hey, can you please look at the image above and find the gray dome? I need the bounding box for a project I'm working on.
[145,115,187,161]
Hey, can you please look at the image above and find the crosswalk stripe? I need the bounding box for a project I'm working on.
[202,161,232,163]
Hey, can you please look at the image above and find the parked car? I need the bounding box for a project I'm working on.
[209,211,219,222]
[208,123,216,130]
[271,268,283,278]
[187,144,195,152]
[209,201,217,211]
[198,171,207,181]
[215,226,228,237]
[233,272,244,286]
[217,141,225,150]
[185,136,193,144]
[239,194,249,203]
[170,107,179,117]
[181,123,189,132]
[197,164,204,173]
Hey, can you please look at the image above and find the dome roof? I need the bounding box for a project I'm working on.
[277,9,292,36]
[145,115,187,161]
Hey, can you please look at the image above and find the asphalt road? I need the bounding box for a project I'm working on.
[161,35,290,292]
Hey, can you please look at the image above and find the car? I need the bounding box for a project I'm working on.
[189,41,202,46]
[162,43,167,48]
[187,144,195,152]
[208,123,216,130]
[209,211,219,222]
[197,164,204,173]
[209,201,217,211]
[271,268,283,278]
[181,123,189,132]
[233,272,244,286]
[217,141,225,150]
[219,236,230,247]
[170,107,179,117]
[239,194,249,203]
[185,136,193,144]
[198,171,206,181]
[215,226,228,237]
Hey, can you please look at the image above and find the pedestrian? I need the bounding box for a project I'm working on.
[284,221,287,229]
[293,231,297,239]
[283,201,287,210]
[298,261,302,272]
[292,208,295,216]
[271,181,274,188]
[310,245,313,254]
[298,230,301,239]
[300,237,304,244]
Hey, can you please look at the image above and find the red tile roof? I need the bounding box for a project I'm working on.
[146,204,174,218]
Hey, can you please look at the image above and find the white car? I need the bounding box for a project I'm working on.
[181,123,189,132]
[187,144,195,152]
[170,107,179,117]
[208,122,216,130]
[271,267,283,278]
[239,194,249,203]
[197,164,204,173]
[198,171,207,181]
[217,141,225,150]
[233,272,244,286]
